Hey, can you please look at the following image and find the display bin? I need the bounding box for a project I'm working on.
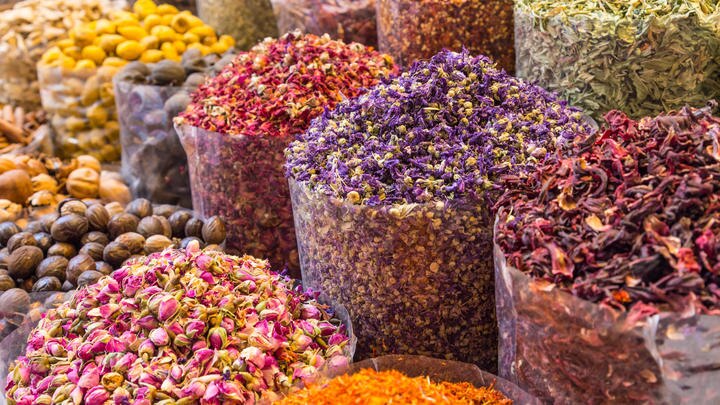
[197,0,278,50]
[514,0,720,119]
[290,179,498,371]
[177,124,298,275]
[114,79,192,208]
[38,65,120,162]
[494,238,720,404]
[271,0,377,47]
[376,0,514,71]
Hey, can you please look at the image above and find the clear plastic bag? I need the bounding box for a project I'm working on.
[290,179,497,370]
[38,65,120,162]
[197,0,278,50]
[176,124,298,275]
[114,79,192,207]
[376,0,514,71]
[494,237,720,404]
[271,0,377,47]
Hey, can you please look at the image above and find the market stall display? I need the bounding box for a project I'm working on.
[4,242,353,403]
[197,0,278,50]
[376,0,514,71]
[514,0,720,119]
[38,0,234,161]
[286,50,593,368]
[176,31,396,276]
[0,0,117,109]
[114,50,236,207]
[495,104,720,403]
[271,0,377,47]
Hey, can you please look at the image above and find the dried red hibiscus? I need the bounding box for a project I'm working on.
[496,103,720,315]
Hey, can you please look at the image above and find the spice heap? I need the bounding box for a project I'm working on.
[494,105,720,402]
[5,243,351,403]
[37,0,234,161]
[114,49,236,207]
[377,0,515,71]
[515,0,720,119]
[0,104,48,154]
[197,0,278,50]
[271,0,377,48]
[177,31,396,275]
[286,50,591,366]
[278,368,513,404]
[0,197,226,294]
[0,0,115,109]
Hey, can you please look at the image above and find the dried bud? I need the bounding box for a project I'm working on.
[149,328,170,346]
[209,326,228,349]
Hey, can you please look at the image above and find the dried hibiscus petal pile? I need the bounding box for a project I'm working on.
[175,31,396,276]
[5,242,351,404]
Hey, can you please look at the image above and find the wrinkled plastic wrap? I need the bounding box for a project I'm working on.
[115,79,191,208]
[177,124,298,275]
[38,65,120,162]
[271,0,377,47]
[197,0,278,50]
[290,179,497,370]
[495,241,720,404]
[376,0,514,71]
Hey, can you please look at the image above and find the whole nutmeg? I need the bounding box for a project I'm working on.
[144,235,173,254]
[80,242,105,261]
[58,199,87,216]
[153,204,178,218]
[180,237,202,249]
[85,204,110,231]
[7,232,37,253]
[77,270,103,287]
[0,169,33,204]
[126,198,153,218]
[66,167,100,199]
[51,214,89,242]
[202,216,226,245]
[81,231,110,246]
[185,217,204,239]
[7,246,43,279]
[105,202,124,217]
[95,261,113,275]
[0,222,21,245]
[0,274,15,291]
[33,232,53,253]
[76,155,101,173]
[66,253,95,285]
[107,213,139,239]
[36,256,68,280]
[62,280,74,292]
[137,215,172,238]
[115,232,145,254]
[39,213,59,233]
[103,241,131,268]
[20,277,36,292]
[99,178,131,205]
[0,288,30,314]
[48,243,77,259]
[32,276,62,292]
[169,210,193,238]
[0,248,7,270]
[24,221,45,234]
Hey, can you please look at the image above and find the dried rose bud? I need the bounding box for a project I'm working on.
[148,328,170,347]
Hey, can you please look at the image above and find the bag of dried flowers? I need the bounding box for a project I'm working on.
[175,32,396,277]
[114,50,236,207]
[271,0,377,47]
[3,242,354,403]
[285,50,593,370]
[494,104,720,403]
[197,0,278,50]
[376,0,514,71]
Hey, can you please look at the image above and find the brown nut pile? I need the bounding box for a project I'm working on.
[0,197,226,294]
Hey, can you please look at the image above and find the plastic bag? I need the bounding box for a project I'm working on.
[376,0,514,71]
[176,124,299,275]
[290,179,497,370]
[38,65,120,162]
[494,237,720,403]
[114,79,192,208]
[197,0,278,50]
[271,0,377,47]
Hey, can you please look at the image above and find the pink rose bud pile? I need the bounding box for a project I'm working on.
[5,242,351,404]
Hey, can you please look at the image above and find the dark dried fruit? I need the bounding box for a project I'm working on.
[50,214,89,242]
[66,253,95,285]
[33,232,53,253]
[58,199,87,216]
[47,243,77,259]
[32,276,61,292]
[7,246,43,279]
[0,288,30,314]
[185,217,203,239]
[80,242,105,261]
[0,274,15,291]
[77,270,103,287]
[107,213,139,239]
[144,234,173,254]
[115,232,145,254]
[169,210,193,238]
[7,232,36,253]
[36,256,68,280]
[202,216,226,245]
[95,261,113,275]
[125,198,153,218]
[81,231,110,246]
[103,241,131,268]
[0,222,21,245]
[85,203,110,231]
